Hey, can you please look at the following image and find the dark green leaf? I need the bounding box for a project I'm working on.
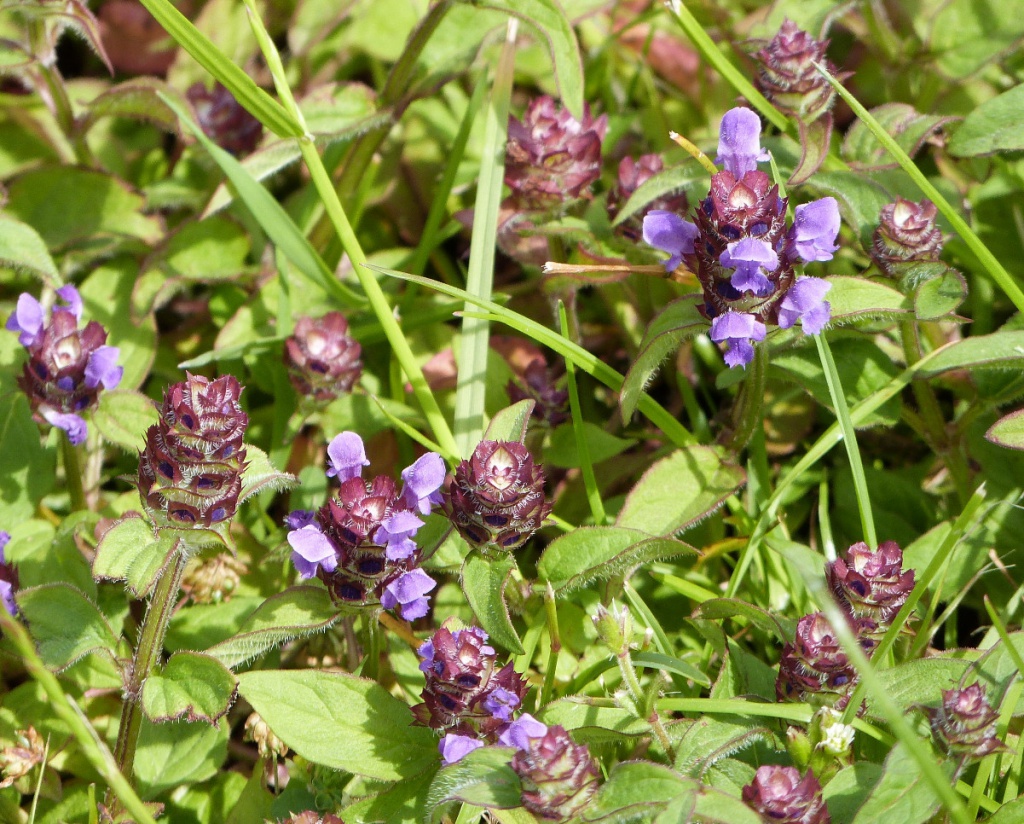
[851,743,948,824]
[93,514,179,598]
[427,746,522,819]
[77,78,186,136]
[673,716,780,776]
[948,84,1024,156]
[16,583,119,671]
[134,717,229,796]
[93,390,159,452]
[236,669,438,780]
[239,444,298,503]
[206,587,342,669]
[916,330,1024,376]
[0,394,55,525]
[790,115,831,185]
[914,267,967,320]
[545,422,634,469]
[632,651,710,687]
[582,761,690,822]
[0,213,60,287]
[142,651,238,724]
[842,104,953,169]
[612,166,705,227]
[342,769,435,824]
[538,700,650,741]
[616,446,745,536]
[539,526,697,593]
[825,276,911,322]
[484,400,536,444]
[822,762,883,823]
[695,599,796,641]
[462,553,523,654]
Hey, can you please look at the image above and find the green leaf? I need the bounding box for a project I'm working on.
[236,669,438,780]
[93,514,179,598]
[484,400,535,444]
[948,84,1024,156]
[584,761,691,821]
[914,267,968,320]
[142,215,251,287]
[620,298,705,420]
[695,599,796,642]
[923,0,1024,79]
[983,796,1024,824]
[134,717,229,797]
[545,422,634,469]
[0,394,55,526]
[206,587,342,669]
[842,103,953,168]
[142,651,238,724]
[93,390,159,452]
[476,0,584,121]
[539,526,697,593]
[16,583,119,671]
[538,700,650,741]
[789,115,831,185]
[427,747,522,819]
[239,444,298,503]
[851,743,948,824]
[616,447,745,536]
[673,716,780,776]
[136,0,300,137]
[632,651,710,687]
[77,78,186,136]
[225,758,275,824]
[822,763,883,823]
[612,167,705,227]
[986,408,1024,450]
[0,213,60,287]
[870,659,972,718]
[916,330,1024,376]
[342,769,435,824]
[825,276,911,322]
[690,785,763,824]
[462,552,524,654]
[5,167,163,251]
[158,93,364,309]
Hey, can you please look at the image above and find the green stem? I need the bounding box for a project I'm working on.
[60,433,88,513]
[617,647,675,761]
[815,333,876,548]
[0,612,157,824]
[112,549,188,785]
[817,63,1024,314]
[725,342,767,451]
[539,583,560,709]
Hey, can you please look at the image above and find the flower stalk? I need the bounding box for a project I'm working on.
[60,433,87,513]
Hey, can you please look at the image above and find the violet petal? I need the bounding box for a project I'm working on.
[326,431,370,480]
[6,293,45,347]
[716,108,769,176]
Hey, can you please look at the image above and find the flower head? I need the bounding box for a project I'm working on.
[136,373,248,527]
[505,96,608,210]
[776,612,878,706]
[507,360,569,429]
[6,286,122,444]
[444,440,550,554]
[925,684,1008,760]
[510,723,601,822]
[755,20,838,121]
[284,312,362,403]
[826,540,915,623]
[608,154,689,240]
[742,765,830,824]
[186,81,262,156]
[872,198,944,275]
[0,727,45,790]
[721,237,779,296]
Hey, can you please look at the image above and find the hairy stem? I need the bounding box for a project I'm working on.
[60,433,88,513]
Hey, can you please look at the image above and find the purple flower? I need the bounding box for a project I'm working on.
[721,237,779,296]
[380,567,436,620]
[777,277,832,335]
[374,510,424,561]
[287,524,338,578]
[284,509,316,530]
[439,734,484,766]
[483,686,521,723]
[642,210,699,271]
[401,452,446,515]
[5,294,45,346]
[709,312,767,369]
[716,108,769,176]
[326,431,370,480]
[55,284,83,320]
[499,713,548,750]
[41,409,87,445]
[0,531,16,616]
[789,198,840,263]
[84,346,123,390]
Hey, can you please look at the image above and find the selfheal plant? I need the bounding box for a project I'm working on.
[137,373,248,528]
[755,20,838,123]
[444,440,550,554]
[508,719,601,822]
[826,540,914,623]
[286,431,444,620]
[5,285,122,444]
[643,107,839,367]
[284,311,362,403]
[742,765,830,824]
[871,198,944,275]
[924,684,1008,761]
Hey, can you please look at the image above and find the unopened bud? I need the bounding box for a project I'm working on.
[592,602,631,654]
[872,198,943,275]
[244,712,289,759]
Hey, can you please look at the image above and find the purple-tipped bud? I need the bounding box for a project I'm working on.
[505,96,608,210]
[444,440,550,554]
[926,684,1008,760]
[755,21,837,121]
[709,312,767,369]
[742,765,830,824]
[872,198,944,275]
[716,108,769,176]
[507,360,569,429]
[186,81,262,156]
[6,286,122,445]
[608,154,689,240]
[412,621,527,740]
[284,312,362,403]
[0,532,18,616]
[510,724,600,822]
[137,373,248,528]
[776,612,878,705]
[826,540,915,623]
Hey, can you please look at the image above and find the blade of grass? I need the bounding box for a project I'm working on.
[137,0,299,137]
[558,300,607,525]
[815,333,876,548]
[816,62,1024,314]
[0,610,158,824]
[454,21,517,457]
[370,265,697,449]
[240,1,460,461]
